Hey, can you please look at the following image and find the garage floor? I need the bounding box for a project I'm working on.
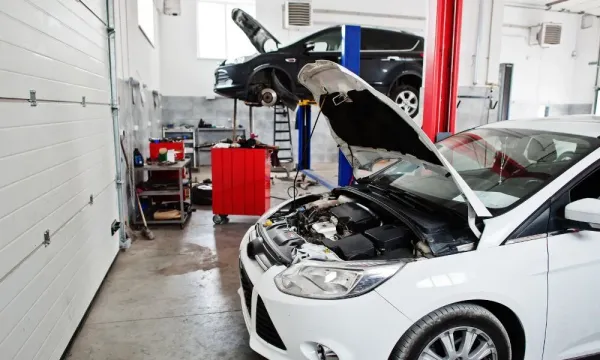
[64,167,332,360]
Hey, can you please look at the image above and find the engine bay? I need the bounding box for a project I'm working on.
[257,193,451,265]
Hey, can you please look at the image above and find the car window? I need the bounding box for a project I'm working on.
[360,28,421,51]
[547,164,600,232]
[308,29,341,52]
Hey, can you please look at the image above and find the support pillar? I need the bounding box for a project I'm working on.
[338,25,361,187]
[422,0,463,140]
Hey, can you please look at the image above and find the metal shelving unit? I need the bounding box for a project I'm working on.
[135,158,192,228]
[163,127,197,168]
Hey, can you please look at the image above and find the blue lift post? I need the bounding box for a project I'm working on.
[297,99,336,190]
[296,101,311,171]
[296,25,360,190]
[338,25,360,187]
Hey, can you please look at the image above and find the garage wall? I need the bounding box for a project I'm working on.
[0,0,162,357]
[500,7,600,119]
[0,1,120,359]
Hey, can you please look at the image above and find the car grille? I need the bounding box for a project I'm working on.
[239,260,253,316]
[255,296,287,350]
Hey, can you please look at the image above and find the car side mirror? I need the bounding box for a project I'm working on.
[565,198,600,227]
[304,42,315,53]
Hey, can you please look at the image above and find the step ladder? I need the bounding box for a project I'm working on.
[273,103,293,164]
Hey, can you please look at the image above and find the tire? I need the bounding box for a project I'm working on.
[390,84,420,118]
[389,303,512,360]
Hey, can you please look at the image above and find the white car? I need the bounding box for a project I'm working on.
[238,60,600,360]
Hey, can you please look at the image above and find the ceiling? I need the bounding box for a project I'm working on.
[507,0,600,15]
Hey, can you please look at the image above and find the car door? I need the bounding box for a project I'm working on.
[544,153,600,359]
[360,28,424,94]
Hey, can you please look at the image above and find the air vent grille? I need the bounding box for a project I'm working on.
[542,23,562,45]
[284,1,312,28]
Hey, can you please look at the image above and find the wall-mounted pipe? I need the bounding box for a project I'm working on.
[505,1,596,16]
[107,0,128,249]
[485,0,495,83]
[594,19,600,113]
[472,0,486,85]
[313,8,426,22]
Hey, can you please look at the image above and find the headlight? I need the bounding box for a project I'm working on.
[274,260,405,299]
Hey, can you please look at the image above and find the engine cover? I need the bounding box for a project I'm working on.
[329,202,379,233]
[321,234,376,260]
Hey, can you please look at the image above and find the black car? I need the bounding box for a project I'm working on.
[214,9,424,117]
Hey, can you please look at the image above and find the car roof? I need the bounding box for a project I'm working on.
[480,115,600,138]
[322,25,422,38]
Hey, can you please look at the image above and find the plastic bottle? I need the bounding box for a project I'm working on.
[133,148,144,167]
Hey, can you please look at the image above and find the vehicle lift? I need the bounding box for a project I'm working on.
[296,0,463,189]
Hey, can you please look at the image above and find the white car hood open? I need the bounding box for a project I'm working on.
[298,60,492,219]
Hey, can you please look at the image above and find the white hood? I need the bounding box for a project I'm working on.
[298,60,492,219]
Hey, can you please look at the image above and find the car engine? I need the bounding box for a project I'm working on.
[261,194,425,263]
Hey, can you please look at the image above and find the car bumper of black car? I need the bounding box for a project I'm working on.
[214,67,246,98]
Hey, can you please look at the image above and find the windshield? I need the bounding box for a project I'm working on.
[372,128,600,214]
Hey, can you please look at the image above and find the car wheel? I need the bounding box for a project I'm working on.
[389,304,511,360]
[391,84,420,118]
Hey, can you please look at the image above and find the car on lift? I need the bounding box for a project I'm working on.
[214,9,423,117]
[237,60,600,360]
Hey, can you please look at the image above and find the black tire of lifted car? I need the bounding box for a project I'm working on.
[390,84,420,118]
[388,303,512,360]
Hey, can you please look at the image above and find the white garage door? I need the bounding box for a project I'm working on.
[0,0,120,359]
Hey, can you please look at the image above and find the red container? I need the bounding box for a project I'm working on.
[149,141,185,161]
[211,148,270,221]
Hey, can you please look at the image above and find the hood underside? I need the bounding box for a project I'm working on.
[297,60,492,220]
[231,8,280,53]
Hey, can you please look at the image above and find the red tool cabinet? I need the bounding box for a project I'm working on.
[211,148,270,224]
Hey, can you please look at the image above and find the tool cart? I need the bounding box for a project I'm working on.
[211,148,270,224]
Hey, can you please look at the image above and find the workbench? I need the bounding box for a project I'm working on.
[196,127,246,166]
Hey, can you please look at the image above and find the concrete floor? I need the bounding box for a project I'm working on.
[64,167,332,360]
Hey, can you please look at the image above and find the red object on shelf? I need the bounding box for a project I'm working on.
[211,148,271,217]
[149,141,185,161]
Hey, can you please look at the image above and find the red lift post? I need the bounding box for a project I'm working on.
[422,0,463,141]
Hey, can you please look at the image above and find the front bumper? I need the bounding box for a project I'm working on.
[238,227,413,360]
[214,67,246,99]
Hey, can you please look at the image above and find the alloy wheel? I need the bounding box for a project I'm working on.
[419,326,498,360]
[395,90,419,117]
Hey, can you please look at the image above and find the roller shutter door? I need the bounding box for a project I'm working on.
[0,0,120,359]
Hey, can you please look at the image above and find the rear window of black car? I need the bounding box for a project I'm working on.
[360,28,422,51]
